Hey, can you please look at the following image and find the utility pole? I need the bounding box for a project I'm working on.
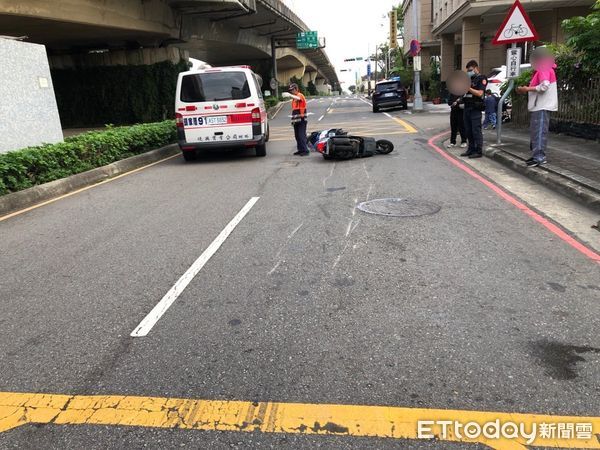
[271,36,279,98]
[496,43,517,144]
[412,0,423,111]
[374,46,378,85]
[387,48,391,78]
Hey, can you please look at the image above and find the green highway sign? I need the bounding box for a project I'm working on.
[296,31,319,49]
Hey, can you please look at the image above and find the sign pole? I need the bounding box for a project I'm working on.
[374,46,378,85]
[271,36,279,99]
[412,0,423,111]
[496,42,517,145]
[491,0,539,144]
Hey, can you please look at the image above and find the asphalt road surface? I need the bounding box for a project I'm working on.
[1,96,599,449]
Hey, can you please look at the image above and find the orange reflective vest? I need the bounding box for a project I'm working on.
[291,93,307,123]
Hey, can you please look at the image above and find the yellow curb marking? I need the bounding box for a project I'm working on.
[328,105,418,133]
[0,154,180,223]
[390,116,418,133]
[1,391,599,449]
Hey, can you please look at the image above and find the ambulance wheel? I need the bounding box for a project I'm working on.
[255,143,267,157]
[375,139,394,154]
[372,105,379,113]
[182,151,197,162]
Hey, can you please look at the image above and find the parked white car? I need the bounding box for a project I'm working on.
[487,64,532,95]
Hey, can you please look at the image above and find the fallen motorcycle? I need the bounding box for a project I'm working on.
[307,129,394,160]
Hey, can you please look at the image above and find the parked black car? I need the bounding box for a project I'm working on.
[371,79,408,112]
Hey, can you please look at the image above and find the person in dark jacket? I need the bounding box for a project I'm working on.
[447,93,467,148]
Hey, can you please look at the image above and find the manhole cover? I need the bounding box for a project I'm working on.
[357,198,441,217]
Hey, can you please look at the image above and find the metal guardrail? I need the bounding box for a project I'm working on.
[512,77,600,127]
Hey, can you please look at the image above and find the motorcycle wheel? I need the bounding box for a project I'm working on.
[375,139,394,154]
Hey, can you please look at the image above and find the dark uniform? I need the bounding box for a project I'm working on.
[291,91,308,154]
[448,93,466,145]
[462,73,488,156]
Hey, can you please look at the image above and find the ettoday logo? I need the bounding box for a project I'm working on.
[417,420,593,444]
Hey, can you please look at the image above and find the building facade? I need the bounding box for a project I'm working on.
[402,0,595,83]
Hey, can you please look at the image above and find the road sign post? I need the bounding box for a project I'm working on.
[413,55,422,72]
[492,0,539,144]
[410,0,423,112]
[271,36,278,98]
[506,47,522,78]
[409,39,423,111]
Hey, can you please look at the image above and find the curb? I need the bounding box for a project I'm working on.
[267,100,290,120]
[0,144,179,217]
[482,145,600,213]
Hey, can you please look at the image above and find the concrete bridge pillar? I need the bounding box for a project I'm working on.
[315,78,330,95]
[302,70,318,86]
[279,66,305,85]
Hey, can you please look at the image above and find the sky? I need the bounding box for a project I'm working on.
[282,0,400,88]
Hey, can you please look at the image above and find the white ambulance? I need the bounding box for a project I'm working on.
[175,66,269,161]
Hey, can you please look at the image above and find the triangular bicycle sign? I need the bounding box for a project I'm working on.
[492,0,539,45]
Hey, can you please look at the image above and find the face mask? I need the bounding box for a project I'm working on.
[467,70,475,78]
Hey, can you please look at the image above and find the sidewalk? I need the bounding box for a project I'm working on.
[481,126,600,212]
[404,102,451,114]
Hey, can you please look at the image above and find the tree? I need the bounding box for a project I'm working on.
[561,0,600,73]
[395,3,405,44]
[307,80,318,96]
[368,3,408,82]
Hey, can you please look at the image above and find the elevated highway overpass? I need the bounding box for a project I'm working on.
[0,0,338,92]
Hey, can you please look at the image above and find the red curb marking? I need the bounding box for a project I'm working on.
[427,131,600,265]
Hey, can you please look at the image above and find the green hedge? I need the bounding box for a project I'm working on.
[0,121,176,196]
[264,97,280,109]
[51,60,188,128]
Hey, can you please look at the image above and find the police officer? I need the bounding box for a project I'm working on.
[461,60,487,158]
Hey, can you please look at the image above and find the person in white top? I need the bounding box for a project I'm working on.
[516,47,558,167]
